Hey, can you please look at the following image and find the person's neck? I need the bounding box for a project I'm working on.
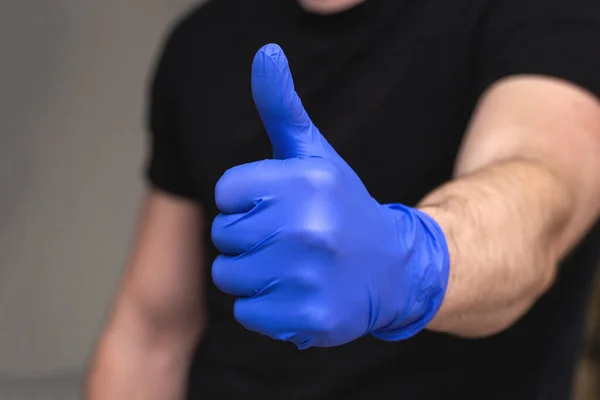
[297,0,366,14]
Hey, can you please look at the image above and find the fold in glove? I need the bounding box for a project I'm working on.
[211,43,450,349]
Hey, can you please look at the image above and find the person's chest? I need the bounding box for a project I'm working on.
[176,0,484,213]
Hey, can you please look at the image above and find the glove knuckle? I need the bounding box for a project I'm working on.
[214,169,235,210]
[300,162,340,193]
[288,267,324,292]
[211,255,230,292]
[303,307,336,334]
[233,300,250,327]
[210,216,225,249]
[287,224,339,254]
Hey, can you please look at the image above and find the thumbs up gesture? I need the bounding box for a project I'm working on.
[211,44,450,349]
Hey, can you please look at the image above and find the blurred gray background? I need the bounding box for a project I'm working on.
[0,1,198,398]
[0,1,598,400]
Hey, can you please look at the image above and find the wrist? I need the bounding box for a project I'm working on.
[371,204,451,341]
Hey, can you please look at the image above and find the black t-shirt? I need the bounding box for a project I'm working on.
[146,0,600,398]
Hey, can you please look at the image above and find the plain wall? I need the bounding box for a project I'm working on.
[0,0,199,377]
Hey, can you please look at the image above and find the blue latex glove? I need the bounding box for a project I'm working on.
[211,43,450,349]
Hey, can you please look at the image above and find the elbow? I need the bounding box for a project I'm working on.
[535,260,559,299]
[493,259,560,336]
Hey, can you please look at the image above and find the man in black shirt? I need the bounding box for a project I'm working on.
[86,0,600,399]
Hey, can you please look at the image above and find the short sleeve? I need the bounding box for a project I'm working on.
[145,26,197,200]
[475,0,600,99]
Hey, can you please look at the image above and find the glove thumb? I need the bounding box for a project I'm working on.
[251,43,332,159]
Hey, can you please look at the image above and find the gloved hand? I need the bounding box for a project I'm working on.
[211,43,450,349]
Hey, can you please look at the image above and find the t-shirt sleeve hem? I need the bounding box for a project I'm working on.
[477,62,600,102]
[145,165,203,202]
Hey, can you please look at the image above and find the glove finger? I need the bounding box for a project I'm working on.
[211,198,276,255]
[211,250,278,297]
[215,159,284,214]
[234,295,313,349]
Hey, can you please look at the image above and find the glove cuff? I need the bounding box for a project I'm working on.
[371,204,450,342]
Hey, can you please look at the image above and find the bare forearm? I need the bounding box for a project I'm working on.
[85,300,200,400]
[86,336,192,400]
[86,192,205,399]
[421,159,573,337]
